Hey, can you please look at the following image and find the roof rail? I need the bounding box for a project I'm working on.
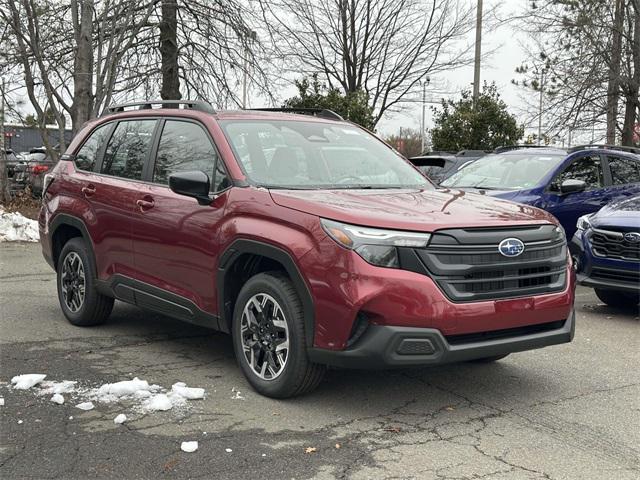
[456,149,492,156]
[249,107,344,121]
[567,144,640,155]
[493,145,555,154]
[103,100,216,116]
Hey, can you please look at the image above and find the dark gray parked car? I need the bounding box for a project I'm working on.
[410,150,489,185]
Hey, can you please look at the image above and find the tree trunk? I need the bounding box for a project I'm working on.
[606,0,624,144]
[160,0,181,100]
[71,0,94,135]
[621,3,640,146]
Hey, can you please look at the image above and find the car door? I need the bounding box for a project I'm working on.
[89,119,159,282]
[130,118,232,319]
[542,154,610,238]
[603,153,640,201]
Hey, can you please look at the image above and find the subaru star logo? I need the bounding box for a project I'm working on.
[623,232,640,243]
[498,238,525,257]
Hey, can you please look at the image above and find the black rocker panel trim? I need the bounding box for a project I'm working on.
[96,274,221,330]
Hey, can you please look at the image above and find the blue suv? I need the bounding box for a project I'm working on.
[571,196,640,308]
[441,145,640,239]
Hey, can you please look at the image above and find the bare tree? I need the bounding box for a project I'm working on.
[159,0,181,100]
[515,0,640,146]
[258,0,479,126]
[0,0,157,158]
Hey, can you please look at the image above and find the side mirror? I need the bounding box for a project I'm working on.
[559,179,586,195]
[169,170,211,205]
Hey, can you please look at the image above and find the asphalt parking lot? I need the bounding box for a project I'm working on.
[1,242,638,480]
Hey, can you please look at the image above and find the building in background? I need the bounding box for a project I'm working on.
[4,124,73,154]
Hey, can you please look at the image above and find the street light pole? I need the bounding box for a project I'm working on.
[420,80,427,154]
[537,68,544,146]
[472,0,483,105]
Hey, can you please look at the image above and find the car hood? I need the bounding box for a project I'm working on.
[591,195,640,229]
[269,188,556,232]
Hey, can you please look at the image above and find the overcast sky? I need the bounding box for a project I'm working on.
[377,0,531,137]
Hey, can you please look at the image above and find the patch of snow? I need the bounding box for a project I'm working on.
[0,211,39,242]
[50,393,65,405]
[17,420,23,424]
[0,398,4,406]
[171,382,205,400]
[133,390,152,399]
[113,414,127,424]
[181,441,198,453]
[75,401,94,411]
[231,387,245,400]
[39,380,77,395]
[68,416,73,420]
[96,377,151,399]
[225,448,232,453]
[144,394,173,411]
[11,374,46,390]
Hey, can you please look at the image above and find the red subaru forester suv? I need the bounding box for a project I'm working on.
[39,101,575,398]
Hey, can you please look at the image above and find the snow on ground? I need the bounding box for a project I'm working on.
[181,441,198,453]
[0,209,39,242]
[50,393,64,404]
[75,401,95,411]
[11,374,46,389]
[5,374,206,419]
[39,380,77,395]
[113,414,127,424]
[0,398,4,406]
[171,382,205,400]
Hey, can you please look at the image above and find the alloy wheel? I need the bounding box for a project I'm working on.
[60,251,86,313]
[240,293,289,380]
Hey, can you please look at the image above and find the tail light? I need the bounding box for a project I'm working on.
[32,165,49,175]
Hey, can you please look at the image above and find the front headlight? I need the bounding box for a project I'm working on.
[320,219,431,268]
[576,214,592,231]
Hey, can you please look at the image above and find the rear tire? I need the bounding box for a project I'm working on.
[594,288,640,309]
[56,238,113,326]
[468,354,510,363]
[232,271,325,398]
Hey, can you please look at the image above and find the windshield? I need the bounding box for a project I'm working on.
[220,120,431,189]
[441,152,565,190]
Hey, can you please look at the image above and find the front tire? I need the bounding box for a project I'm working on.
[594,288,640,309]
[56,237,113,326]
[232,272,325,398]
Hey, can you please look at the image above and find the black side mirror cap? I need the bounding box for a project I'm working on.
[559,179,586,195]
[169,170,212,205]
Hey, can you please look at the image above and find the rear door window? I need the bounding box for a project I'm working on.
[101,120,157,180]
[607,155,640,185]
[551,155,604,191]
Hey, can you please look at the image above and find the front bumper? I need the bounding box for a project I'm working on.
[571,232,640,293]
[308,309,575,368]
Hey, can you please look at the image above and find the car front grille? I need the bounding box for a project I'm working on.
[414,225,567,302]
[588,228,640,261]
[591,267,640,285]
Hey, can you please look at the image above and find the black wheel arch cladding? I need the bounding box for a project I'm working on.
[218,239,315,347]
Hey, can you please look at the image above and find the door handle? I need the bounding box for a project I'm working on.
[136,198,155,211]
[81,184,96,197]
